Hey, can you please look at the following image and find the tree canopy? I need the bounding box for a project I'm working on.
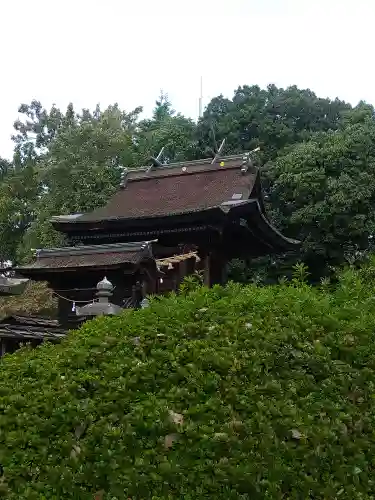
[267,120,375,277]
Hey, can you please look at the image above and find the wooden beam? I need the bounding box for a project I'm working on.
[203,254,211,287]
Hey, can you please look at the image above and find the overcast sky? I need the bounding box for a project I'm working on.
[0,0,374,158]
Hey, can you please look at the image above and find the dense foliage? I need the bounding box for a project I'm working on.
[1,85,375,279]
[0,265,375,498]
[197,84,352,161]
[267,119,375,277]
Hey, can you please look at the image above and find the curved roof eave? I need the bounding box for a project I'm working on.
[51,206,229,233]
[224,199,300,253]
[247,203,300,252]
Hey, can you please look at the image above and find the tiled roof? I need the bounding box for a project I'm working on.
[3,315,60,327]
[73,155,257,222]
[0,315,66,340]
[16,242,154,273]
[0,276,29,296]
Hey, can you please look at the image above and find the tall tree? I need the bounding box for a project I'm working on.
[19,103,143,259]
[197,84,352,161]
[266,117,375,279]
[152,91,174,121]
[0,157,11,180]
[137,94,198,163]
[0,165,40,265]
[12,100,68,170]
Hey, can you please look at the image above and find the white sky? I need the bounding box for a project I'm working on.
[0,0,374,158]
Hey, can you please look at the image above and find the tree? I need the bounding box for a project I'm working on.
[197,84,351,162]
[266,118,375,279]
[11,100,69,170]
[137,93,199,163]
[152,91,174,121]
[0,157,11,180]
[20,104,143,259]
[3,94,199,263]
[0,165,40,265]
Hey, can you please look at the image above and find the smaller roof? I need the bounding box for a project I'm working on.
[15,241,155,277]
[0,315,66,341]
[0,276,29,296]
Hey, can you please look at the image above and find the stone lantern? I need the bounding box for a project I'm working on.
[75,277,123,318]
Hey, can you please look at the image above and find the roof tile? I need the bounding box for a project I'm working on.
[0,315,66,340]
[79,157,256,222]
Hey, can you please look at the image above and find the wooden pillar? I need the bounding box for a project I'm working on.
[1,340,7,357]
[131,281,143,308]
[173,263,180,291]
[186,256,196,276]
[142,267,157,295]
[178,260,187,288]
[209,253,227,286]
[200,252,227,287]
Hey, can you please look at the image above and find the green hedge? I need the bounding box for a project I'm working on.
[1,268,375,498]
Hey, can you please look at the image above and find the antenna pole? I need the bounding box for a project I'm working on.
[198,76,203,118]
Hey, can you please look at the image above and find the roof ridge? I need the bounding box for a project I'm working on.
[120,154,250,187]
[125,163,248,185]
[1,315,60,325]
[136,153,245,171]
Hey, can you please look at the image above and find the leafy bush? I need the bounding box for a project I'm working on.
[1,270,375,498]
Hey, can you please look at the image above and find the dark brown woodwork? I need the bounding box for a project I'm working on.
[200,251,228,287]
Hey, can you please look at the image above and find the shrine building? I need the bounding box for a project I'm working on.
[0,149,299,351]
